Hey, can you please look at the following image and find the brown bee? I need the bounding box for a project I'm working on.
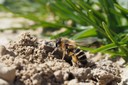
[52,38,88,66]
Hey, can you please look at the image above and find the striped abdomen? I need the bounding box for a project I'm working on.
[69,48,87,65]
[72,48,87,66]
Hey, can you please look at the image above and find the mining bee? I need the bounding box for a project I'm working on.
[51,38,88,67]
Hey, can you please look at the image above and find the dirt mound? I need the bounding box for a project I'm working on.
[0,33,121,85]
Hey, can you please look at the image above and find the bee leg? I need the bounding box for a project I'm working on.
[62,51,66,60]
[47,52,54,59]
[71,60,77,66]
[51,47,57,54]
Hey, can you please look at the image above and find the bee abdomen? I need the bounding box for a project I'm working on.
[74,48,87,65]
[78,54,87,60]
[74,49,87,59]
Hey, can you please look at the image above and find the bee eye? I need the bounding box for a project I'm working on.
[56,38,61,47]
[56,38,60,43]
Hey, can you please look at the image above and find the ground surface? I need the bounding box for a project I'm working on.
[0,33,127,85]
[0,12,128,85]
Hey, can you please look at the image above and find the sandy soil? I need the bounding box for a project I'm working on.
[0,33,127,85]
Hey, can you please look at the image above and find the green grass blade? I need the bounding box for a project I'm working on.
[102,22,116,43]
[99,0,121,32]
[115,4,128,13]
[102,22,128,61]
[91,42,126,53]
[78,0,106,22]
[71,28,97,40]
[115,3,128,18]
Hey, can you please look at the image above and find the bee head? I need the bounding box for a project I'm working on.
[56,38,62,47]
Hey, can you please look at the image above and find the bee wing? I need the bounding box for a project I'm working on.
[75,37,100,46]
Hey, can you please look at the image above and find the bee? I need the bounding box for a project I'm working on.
[51,37,88,67]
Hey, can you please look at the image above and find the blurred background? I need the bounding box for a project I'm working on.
[0,0,128,61]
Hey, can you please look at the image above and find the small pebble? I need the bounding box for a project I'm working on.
[0,63,16,83]
[0,45,7,56]
[0,78,9,85]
